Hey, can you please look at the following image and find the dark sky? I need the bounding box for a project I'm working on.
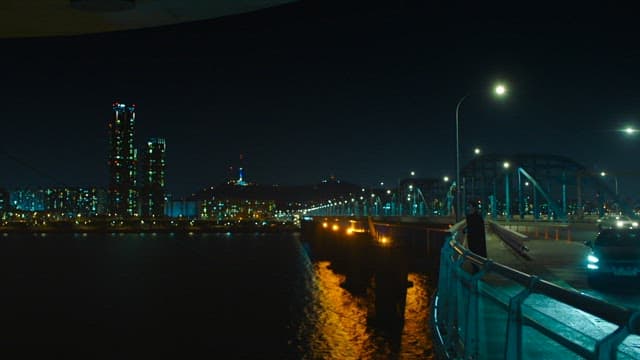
[1,1,640,197]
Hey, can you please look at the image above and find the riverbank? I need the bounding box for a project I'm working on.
[0,221,300,234]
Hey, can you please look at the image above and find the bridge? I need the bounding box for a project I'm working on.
[301,153,636,222]
[300,215,640,359]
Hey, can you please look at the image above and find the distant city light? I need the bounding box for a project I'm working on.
[495,84,507,96]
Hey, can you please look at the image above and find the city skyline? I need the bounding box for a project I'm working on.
[1,2,640,198]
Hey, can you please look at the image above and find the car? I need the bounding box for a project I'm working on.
[584,228,640,286]
[596,214,638,230]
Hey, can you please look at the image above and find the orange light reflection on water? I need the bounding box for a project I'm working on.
[401,273,436,359]
[303,261,374,359]
[301,261,435,359]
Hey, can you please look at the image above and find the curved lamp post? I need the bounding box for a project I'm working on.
[455,84,507,221]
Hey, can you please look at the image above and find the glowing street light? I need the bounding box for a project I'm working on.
[503,161,510,169]
[474,147,481,155]
[600,171,619,195]
[443,176,450,182]
[410,171,415,176]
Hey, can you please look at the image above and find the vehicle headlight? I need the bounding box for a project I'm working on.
[633,222,638,227]
[616,221,624,227]
[587,254,599,263]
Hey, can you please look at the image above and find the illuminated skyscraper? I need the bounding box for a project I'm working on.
[141,138,166,218]
[0,188,9,212]
[108,101,138,216]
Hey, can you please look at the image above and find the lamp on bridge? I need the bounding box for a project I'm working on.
[600,171,619,196]
[503,161,511,220]
[455,83,508,222]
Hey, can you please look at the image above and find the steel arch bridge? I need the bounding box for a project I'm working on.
[461,153,630,220]
[300,153,629,220]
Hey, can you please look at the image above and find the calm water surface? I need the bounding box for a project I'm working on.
[0,232,435,359]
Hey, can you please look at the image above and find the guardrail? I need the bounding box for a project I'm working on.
[499,221,575,242]
[431,225,640,359]
[488,220,531,260]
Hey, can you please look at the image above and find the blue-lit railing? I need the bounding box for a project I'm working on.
[432,222,640,359]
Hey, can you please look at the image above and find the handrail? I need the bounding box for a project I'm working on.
[488,220,531,260]
[449,238,637,328]
[432,231,640,359]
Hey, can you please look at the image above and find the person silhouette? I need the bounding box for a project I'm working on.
[465,202,487,273]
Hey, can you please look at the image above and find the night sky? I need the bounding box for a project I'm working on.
[1,1,640,197]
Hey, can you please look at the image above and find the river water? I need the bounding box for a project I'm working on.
[0,232,436,359]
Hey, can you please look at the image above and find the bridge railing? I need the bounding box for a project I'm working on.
[432,227,640,359]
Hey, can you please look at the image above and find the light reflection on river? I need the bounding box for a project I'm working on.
[297,243,436,359]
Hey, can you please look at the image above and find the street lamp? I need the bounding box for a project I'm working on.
[455,83,508,221]
[474,147,481,155]
[503,161,511,220]
[600,171,619,196]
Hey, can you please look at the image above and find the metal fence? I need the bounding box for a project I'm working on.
[431,222,640,359]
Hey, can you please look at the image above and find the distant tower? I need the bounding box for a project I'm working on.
[141,138,166,218]
[237,153,247,186]
[108,101,138,217]
[238,167,245,184]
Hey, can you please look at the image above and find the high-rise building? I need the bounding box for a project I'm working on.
[141,138,166,218]
[108,101,138,217]
[0,188,9,212]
